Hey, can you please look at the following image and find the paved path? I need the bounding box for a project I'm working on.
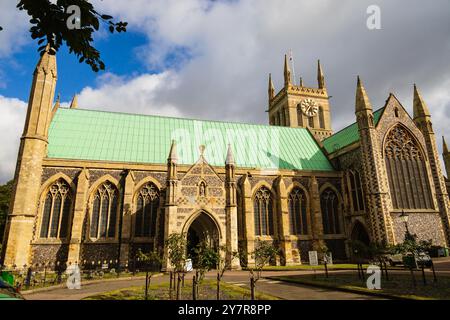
[23,270,382,300]
[218,271,381,300]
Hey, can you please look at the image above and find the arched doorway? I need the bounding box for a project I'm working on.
[186,211,219,267]
[351,221,371,246]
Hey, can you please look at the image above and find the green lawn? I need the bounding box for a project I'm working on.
[270,272,450,300]
[83,280,280,300]
[16,271,154,292]
[256,264,403,271]
[256,264,369,271]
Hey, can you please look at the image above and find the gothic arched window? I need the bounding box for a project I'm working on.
[308,116,314,128]
[135,183,160,237]
[321,188,341,234]
[384,125,433,209]
[253,187,274,236]
[288,187,308,235]
[90,182,119,239]
[40,179,72,239]
[319,106,325,129]
[348,171,365,212]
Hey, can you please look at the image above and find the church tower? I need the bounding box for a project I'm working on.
[2,46,57,267]
[268,55,333,141]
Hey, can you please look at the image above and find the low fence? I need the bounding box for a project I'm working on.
[0,255,161,291]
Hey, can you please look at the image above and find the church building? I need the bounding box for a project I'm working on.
[2,48,450,269]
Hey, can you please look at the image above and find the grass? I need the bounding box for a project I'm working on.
[253,264,370,271]
[17,271,153,292]
[269,271,450,300]
[255,264,404,271]
[83,279,280,300]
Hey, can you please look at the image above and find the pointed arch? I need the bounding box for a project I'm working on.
[134,181,161,238]
[133,176,162,203]
[319,183,342,235]
[88,174,120,197]
[383,124,434,209]
[182,209,224,241]
[253,186,275,236]
[350,220,371,246]
[38,174,75,240]
[288,186,309,235]
[88,177,120,240]
[39,172,76,196]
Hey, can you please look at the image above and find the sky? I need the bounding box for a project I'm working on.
[0,0,449,183]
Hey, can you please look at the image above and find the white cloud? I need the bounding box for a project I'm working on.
[0,95,27,183]
[72,71,182,117]
[0,0,29,58]
[88,0,450,125]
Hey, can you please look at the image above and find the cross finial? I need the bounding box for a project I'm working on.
[199,145,206,156]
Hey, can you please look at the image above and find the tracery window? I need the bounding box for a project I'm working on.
[288,187,308,235]
[40,179,72,239]
[321,188,340,234]
[90,182,119,239]
[253,187,274,236]
[135,183,160,237]
[384,125,433,209]
[348,171,365,212]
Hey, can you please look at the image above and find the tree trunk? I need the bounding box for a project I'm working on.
[409,267,416,287]
[216,272,220,300]
[431,261,437,283]
[192,275,197,300]
[250,276,255,300]
[384,261,389,281]
[144,271,149,300]
[421,264,427,285]
[169,271,173,300]
[176,272,182,300]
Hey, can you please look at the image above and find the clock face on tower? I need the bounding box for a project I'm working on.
[300,98,319,117]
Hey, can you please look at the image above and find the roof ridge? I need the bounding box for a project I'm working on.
[57,107,312,131]
[323,106,386,142]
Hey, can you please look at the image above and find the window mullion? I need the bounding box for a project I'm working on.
[57,193,64,238]
[98,197,102,239]
[48,196,55,238]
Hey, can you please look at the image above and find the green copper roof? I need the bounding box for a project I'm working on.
[48,108,334,171]
[323,107,385,154]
